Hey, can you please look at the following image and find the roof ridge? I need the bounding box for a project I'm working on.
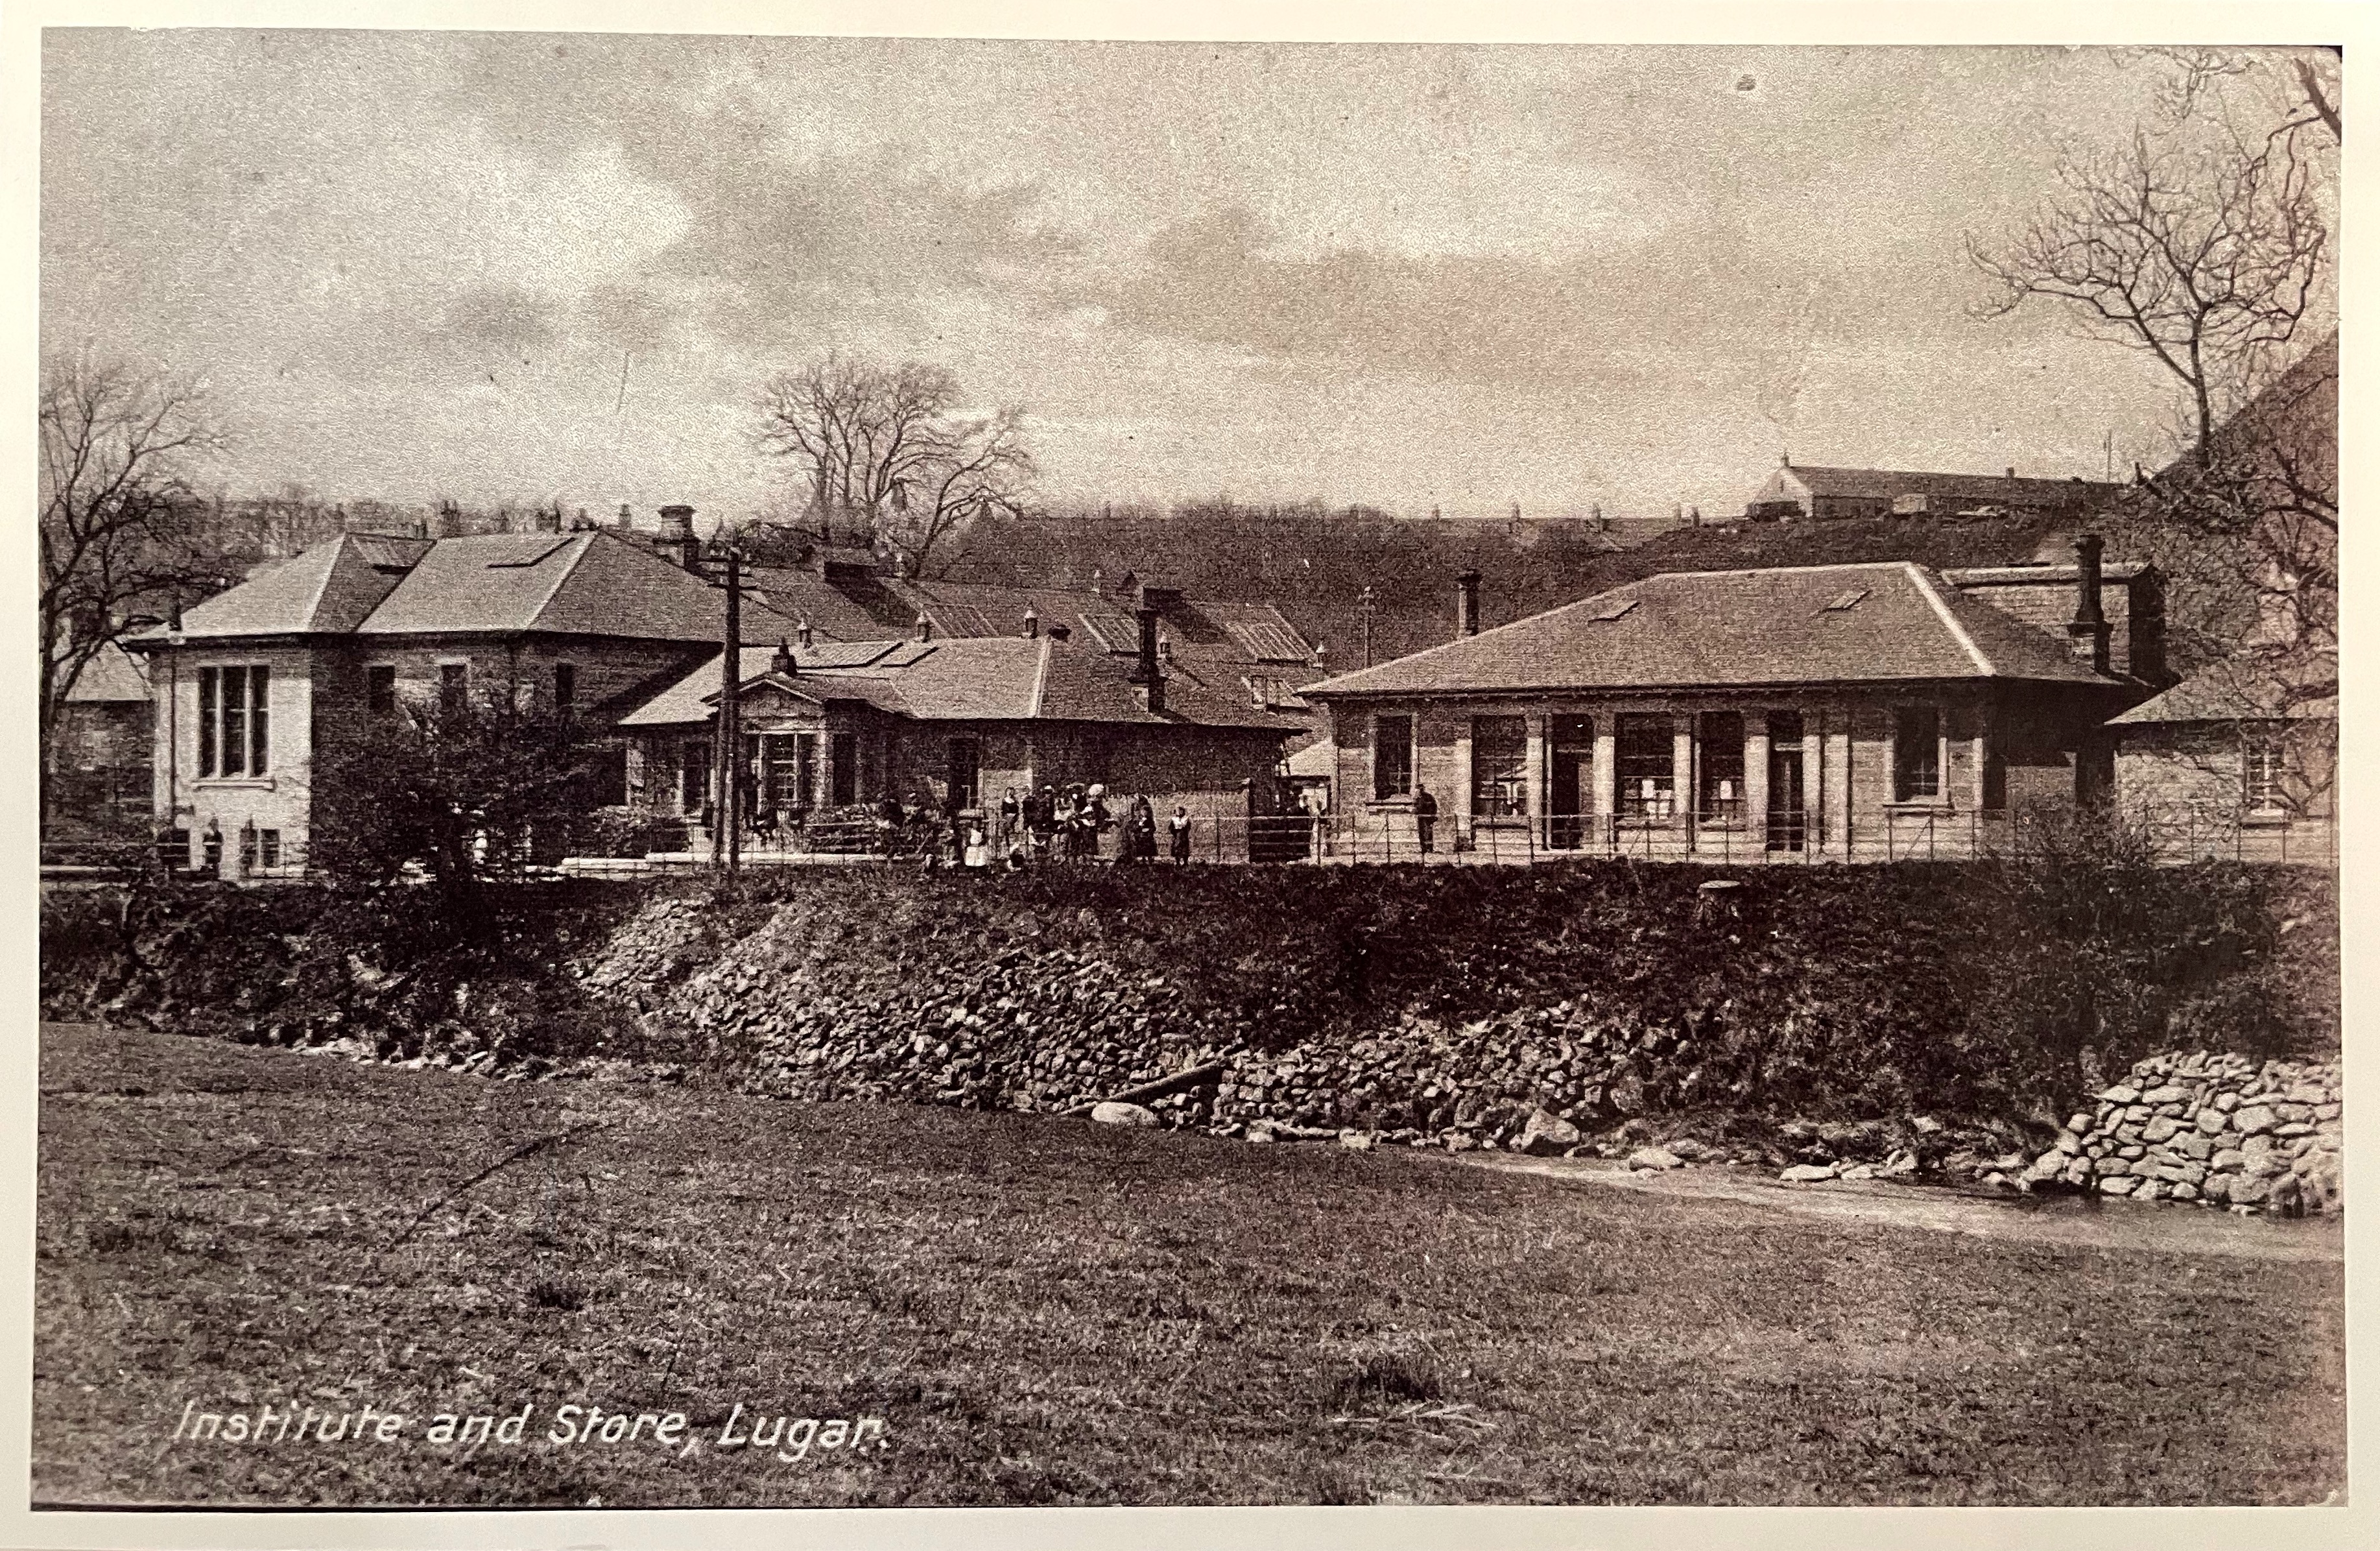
[522,532,598,631]
[1901,563,1995,676]
[296,535,351,630]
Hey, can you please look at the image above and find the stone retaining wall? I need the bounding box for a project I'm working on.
[2019,1051,2342,1214]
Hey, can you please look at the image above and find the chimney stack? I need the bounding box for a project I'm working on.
[1023,607,1039,639]
[433,501,463,540]
[772,637,796,676]
[1456,569,1482,639]
[2068,533,2110,673]
[656,505,698,570]
[916,613,933,643]
[2006,466,2018,481]
[535,506,564,534]
[617,503,634,531]
[797,621,814,649]
[1130,603,1165,713]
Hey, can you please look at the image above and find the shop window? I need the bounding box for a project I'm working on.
[1616,713,1675,820]
[1698,712,1744,822]
[1470,715,1527,817]
[1374,714,1414,800]
[1894,708,1942,802]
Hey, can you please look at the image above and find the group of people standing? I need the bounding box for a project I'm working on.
[986,783,1195,867]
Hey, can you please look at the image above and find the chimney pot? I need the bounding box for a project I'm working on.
[2006,467,2017,480]
[2067,532,2110,672]
[617,503,633,529]
[916,613,933,643]
[1023,607,1040,639]
[1456,569,1482,639]
[656,504,698,570]
[797,621,815,649]
[772,637,795,676]
[1130,604,1165,712]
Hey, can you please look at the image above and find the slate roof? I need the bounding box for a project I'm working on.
[143,530,799,645]
[163,532,430,638]
[619,634,1307,734]
[1302,562,2128,699]
[2108,668,2337,726]
[1785,465,2123,508]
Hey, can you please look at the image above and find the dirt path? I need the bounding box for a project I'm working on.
[1446,1149,2344,1264]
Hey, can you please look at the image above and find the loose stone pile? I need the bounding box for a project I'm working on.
[582,895,2028,1175]
[2017,1051,2342,1214]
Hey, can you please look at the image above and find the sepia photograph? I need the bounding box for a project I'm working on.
[21,10,2359,1532]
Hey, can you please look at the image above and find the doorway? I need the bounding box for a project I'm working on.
[1548,715,1592,848]
[1766,710,1807,852]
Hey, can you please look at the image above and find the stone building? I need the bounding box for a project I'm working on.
[1302,542,2153,860]
[614,595,1309,851]
[123,524,800,875]
[47,638,154,834]
[1742,460,2124,523]
[2108,666,2337,861]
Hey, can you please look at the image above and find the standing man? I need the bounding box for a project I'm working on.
[1412,783,1438,855]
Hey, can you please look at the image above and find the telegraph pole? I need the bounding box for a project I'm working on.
[1359,584,1376,669]
[711,541,744,878]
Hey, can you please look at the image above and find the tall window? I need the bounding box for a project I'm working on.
[679,739,709,810]
[2244,741,2287,814]
[1894,707,1942,802]
[1698,712,1744,822]
[439,662,469,714]
[196,666,269,778]
[1616,713,1675,820]
[1374,714,1415,800]
[795,732,819,808]
[366,664,397,716]
[554,662,577,716]
[1470,715,1527,817]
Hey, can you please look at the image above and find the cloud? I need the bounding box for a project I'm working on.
[429,283,560,352]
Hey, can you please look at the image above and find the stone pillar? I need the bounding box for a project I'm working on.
[1524,712,1547,830]
[1591,723,1617,821]
[1822,709,1854,854]
[1744,712,1771,847]
[1672,715,1695,829]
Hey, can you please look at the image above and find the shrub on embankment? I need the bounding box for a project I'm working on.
[39,880,663,1074]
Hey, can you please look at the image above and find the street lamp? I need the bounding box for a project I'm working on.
[702,534,746,878]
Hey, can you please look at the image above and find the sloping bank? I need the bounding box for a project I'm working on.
[43,858,2338,1210]
[579,859,2338,1202]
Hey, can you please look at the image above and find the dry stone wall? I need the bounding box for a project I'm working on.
[2018,1051,2342,1214]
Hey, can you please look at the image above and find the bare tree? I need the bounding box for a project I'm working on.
[39,353,224,812]
[1968,53,2333,465]
[755,352,1034,575]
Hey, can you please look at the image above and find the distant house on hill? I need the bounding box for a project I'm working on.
[1744,461,2124,523]
[1302,542,2154,860]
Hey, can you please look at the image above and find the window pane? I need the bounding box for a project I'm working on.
[1767,709,1803,747]
[1374,714,1414,799]
[1616,713,1675,819]
[555,663,576,714]
[440,662,468,712]
[260,830,281,868]
[2245,744,2285,810]
[1699,712,1744,821]
[1894,708,1940,800]
[1471,715,1527,816]
[220,666,247,777]
[198,667,218,777]
[367,665,396,715]
[250,664,269,775]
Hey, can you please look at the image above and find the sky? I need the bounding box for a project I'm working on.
[38,32,2334,523]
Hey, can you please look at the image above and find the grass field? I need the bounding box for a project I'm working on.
[34,1023,2345,1508]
